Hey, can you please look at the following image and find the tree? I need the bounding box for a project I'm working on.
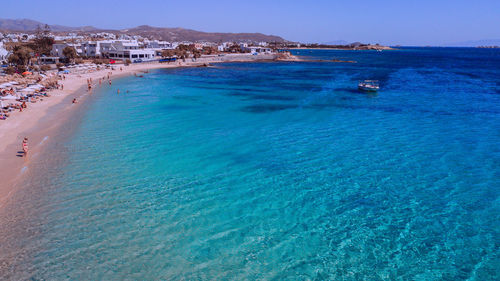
[62,46,78,62]
[8,45,33,66]
[192,49,201,59]
[177,44,190,52]
[228,43,243,53]
[161,49,175,58]
[173,48,189,60]
[31,24,54,56]
[202,46,216,55]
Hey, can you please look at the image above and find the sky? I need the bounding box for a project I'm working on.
[2,0,500,46]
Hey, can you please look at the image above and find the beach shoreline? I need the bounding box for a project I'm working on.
[0,53,277,211]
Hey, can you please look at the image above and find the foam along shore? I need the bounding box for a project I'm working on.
[0,53,279,210]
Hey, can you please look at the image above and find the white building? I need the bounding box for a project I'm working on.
[80,40,115,57]
[51,43,82,57]
[90,32,117,40]
[51,39,164,61]
[242,46,272,54]
[144,40,173,49]
[102,40,156,61]
[0,42,9,63]
[51,43,69,57]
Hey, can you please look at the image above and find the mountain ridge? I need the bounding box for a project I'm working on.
[0,18,286,42]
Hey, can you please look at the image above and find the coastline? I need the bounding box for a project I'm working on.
[290,46,396,50]
[0,53,277,211]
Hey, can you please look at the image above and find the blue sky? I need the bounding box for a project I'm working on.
[3,0,500,45]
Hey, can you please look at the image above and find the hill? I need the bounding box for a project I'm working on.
[0,18,286,42]
[0,18,97,32]
[119,25,285,43]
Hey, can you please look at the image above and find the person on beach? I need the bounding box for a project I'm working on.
[117,89,120,94]
[109,80,112,85]
[61,84,64,90]
[22,138,28,157]
[72,98,78,104]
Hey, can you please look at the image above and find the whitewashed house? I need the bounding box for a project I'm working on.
[80,40,115,57]
[144,40,173,49]
[102,40,156,61]
[51,43,82,58]
[242,46,272,54]
[0,42,9,63]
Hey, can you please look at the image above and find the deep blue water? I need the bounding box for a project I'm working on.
[4,48,500,280]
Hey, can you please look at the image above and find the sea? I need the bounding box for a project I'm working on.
[1,48,499,280]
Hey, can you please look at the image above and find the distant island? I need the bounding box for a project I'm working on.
[476,46,500,49]
[285,42,394,51]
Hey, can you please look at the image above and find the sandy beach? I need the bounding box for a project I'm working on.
[0,53,277,211]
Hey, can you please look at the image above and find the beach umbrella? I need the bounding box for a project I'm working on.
[22,71,32,76]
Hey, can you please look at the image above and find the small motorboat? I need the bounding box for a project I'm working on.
[358,80,379,92]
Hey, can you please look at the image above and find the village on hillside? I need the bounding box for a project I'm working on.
[0,25,279,73]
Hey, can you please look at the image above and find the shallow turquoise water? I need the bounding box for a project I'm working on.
[4,48,500,280]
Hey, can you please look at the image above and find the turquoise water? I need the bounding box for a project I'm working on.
[3,48,500,280]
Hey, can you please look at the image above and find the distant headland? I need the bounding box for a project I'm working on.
[286,42,395,51]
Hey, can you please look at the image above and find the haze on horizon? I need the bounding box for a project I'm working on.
[3,0,500,46]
